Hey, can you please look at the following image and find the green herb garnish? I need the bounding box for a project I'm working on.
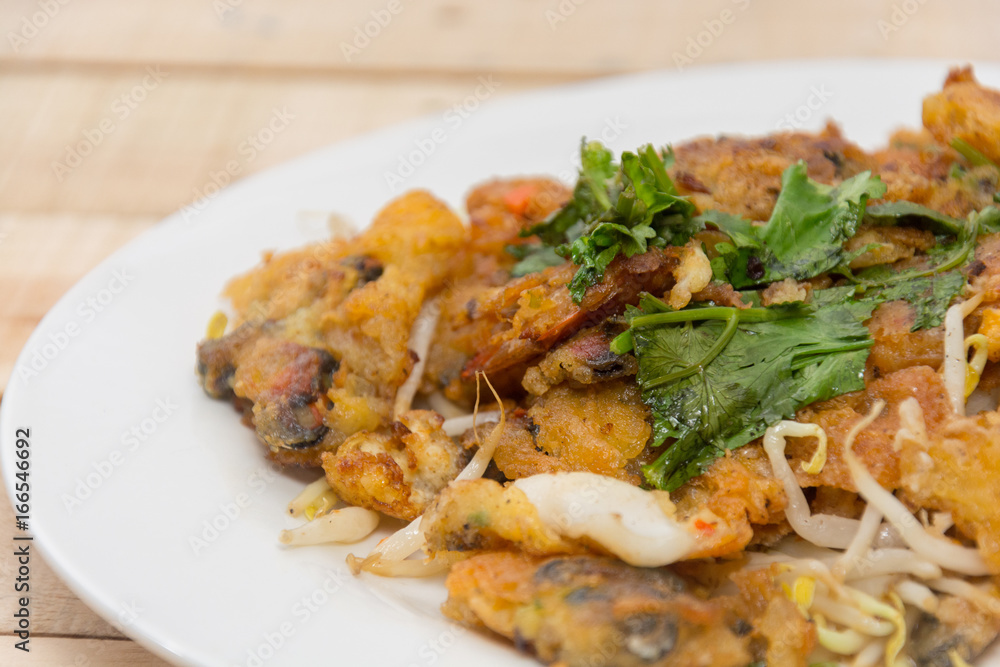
[626,161,1000,491]
[514,141,698,301]
[951,137,1000,170]
[708,162,886,289]
[630,293,875,491]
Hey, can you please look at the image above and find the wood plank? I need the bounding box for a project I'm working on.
[0,214,157,394]
[0,636,171,666]
[0,0,996,74]
[0,68,546,215]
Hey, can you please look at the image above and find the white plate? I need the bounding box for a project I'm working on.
[3,59,1000,667]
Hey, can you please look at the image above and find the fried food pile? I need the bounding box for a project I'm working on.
[198,68,1000,666]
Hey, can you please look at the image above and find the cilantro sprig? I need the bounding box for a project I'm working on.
[512,141,699,302]
[626,292,875,491]
[706,162,886,289]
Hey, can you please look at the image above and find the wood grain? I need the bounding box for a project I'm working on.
[1,0,997,74]
[0,69,548,215]
[0,636,172,666]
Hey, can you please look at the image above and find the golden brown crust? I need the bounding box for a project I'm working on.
[321,410,470,521]
[730,566,818,667]
[521,324,637,396]
[790,365,952,492]
[898,410,1000,573]
[491,380,651,483]
[197,191,466,466]
[924,66,1000,166]
[422,479,578,557]
[443,552,752,667]
[422,178,572,405]
[670,444,788,560]
[461,248,680,381]
[669,123,872,221]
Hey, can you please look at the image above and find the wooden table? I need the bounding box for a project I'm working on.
[0,1,997,664]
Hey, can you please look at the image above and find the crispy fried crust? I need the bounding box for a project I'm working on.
[670,444,788,559]
[789,365,952,492]
[669,123,873,221]
[422,478,577,556]
[898,410,1000,573]
[443,552,752,667]
[423,178,572,404]
[910,594,1000,666]
[924,66,1000,166]
[491,380,651,483]
[321,410,470,521]
[521,324,637,396]
[197,191,465,465]
[729,566,818,667]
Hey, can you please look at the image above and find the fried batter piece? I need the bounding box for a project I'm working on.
[910,594,1000,667]
[424,178,571,404]
[422,478,577,556]
[844,224,937,269]
[669,123,873,221]
[729,566,818,667]
[442,552,751,667]
[491,380,651,483]
[196,191,465,466]
[898,409,1000,573]
[670,444,788,559]
[970,232,1000,301]
[924,66,1000,166]
[873,130,998,219]
[463,177,572,267]
[866,301,946,379]
[320,410,470,521]
[789,365,953,492]
[668,71,999,224]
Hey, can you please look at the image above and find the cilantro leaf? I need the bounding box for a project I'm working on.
[864,201,964,235]
[508,244,566,277]
[631,296,876,491]
[951,137,1000,170]
[521,141,698,302]
[710,163,886,288]
[526,141,618,247]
